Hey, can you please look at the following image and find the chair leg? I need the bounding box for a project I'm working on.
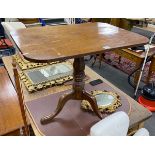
[91,55,97,67]
[88,55,94,61]
[84,55,93,61]
[99,54,103,69]
[134,59,143,85]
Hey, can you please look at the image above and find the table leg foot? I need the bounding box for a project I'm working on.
[40,90,102,124]
[40,92,74,124]
[82,91,102,119]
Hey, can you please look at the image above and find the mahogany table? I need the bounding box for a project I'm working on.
[10,22,149,126]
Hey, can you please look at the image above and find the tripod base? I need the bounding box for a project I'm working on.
[40,90,102,124]
[40,57,102,125]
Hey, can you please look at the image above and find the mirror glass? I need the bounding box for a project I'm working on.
[95,93,115,107]
[25,63,73,84]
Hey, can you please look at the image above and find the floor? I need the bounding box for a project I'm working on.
[85,58,155,136]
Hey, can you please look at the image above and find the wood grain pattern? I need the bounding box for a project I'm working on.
[2,56,152,135]
[10,22,149,62]
[0,67,24,135]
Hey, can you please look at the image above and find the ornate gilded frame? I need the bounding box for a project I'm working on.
[14,54,73,93]
[13,54,61,70]
[18,61,73,93]
[81,90,121,113]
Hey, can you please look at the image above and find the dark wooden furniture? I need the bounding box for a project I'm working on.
[93,47,155,84]
[10,22,149,125]
[114,48,155,83]
[91,18,150,30]
[2,56,152,135]
[0,67,24,135]
[18,18,39,24]
[125,18,149,28]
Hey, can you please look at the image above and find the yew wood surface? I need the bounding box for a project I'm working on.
[10,22,149,62]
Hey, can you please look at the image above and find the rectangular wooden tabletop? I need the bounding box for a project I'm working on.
[10,22,149,62]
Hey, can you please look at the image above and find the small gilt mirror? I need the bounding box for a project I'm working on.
[19,62,73,93]
[81,90,121,113]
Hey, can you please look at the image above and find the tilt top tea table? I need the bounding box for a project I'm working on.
[10,22,149,125]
